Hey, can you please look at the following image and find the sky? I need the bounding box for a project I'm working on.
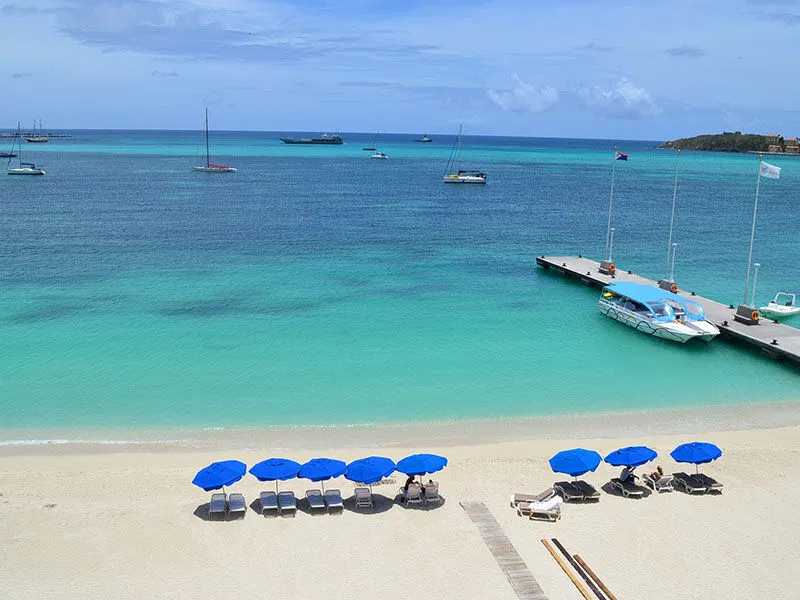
[1,0,798,139]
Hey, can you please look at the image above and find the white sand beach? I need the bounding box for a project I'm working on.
[2,403,799,600]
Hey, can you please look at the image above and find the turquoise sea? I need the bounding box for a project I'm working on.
[1,130,799,435]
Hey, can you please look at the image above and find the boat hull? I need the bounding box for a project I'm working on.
[25,138,49,143]
[191,166,237,172]
[8,167,45,175]
[759,304,800,319]
[598,300,704,343]
[443,175,486,184]
[370,153,388,160]
[280,137,342,145]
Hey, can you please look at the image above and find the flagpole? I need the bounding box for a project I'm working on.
[742,156,762,307]
[604,146,618,261]
[665,149,681,280]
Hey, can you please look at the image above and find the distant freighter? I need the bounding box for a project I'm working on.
[280,133,343,145]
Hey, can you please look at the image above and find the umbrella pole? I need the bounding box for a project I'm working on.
[275,481,279,496]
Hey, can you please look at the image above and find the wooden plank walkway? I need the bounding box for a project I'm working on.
[536,255,800,365]
[460,501,548,600]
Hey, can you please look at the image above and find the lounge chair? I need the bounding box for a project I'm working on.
[673,472,707,494]
[278,491,296,517]
[209,492,227,517]
[610,478,645,498]
[554,481,584,502]
[228,492,247,517]
[644,473,674,493]
[516,493,563,522]
[306,489,326,512]
[260,491,279,515]
[694,473,723,494]
[510,488,554,508]
[573,480,601,501]
[354,487,373,509]
[423,481,441,504]
[324,489,344,512]
[399,484,423,506]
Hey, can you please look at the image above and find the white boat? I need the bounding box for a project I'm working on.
[7,122,45,175]
[191,108,236,172]
[370,151,388,160]
[443,124,486,184]
[599,281,719,343]
[759,292,800,319]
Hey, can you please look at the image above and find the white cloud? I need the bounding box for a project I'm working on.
[487,73,559,114]
[578,77,661,118]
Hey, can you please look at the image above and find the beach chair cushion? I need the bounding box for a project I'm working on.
[324,489,344,510]
[306,489,326,511]
[228,493,247,516]
[573,480,601,499]
[510,488,554,507]
[209,493,227,515]
[354,487,373,509]
[278,491,296,515]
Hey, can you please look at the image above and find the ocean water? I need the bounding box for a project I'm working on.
[1,130,799,433]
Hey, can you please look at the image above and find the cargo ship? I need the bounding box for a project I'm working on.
[280,133,343,145]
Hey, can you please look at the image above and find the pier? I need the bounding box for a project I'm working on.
[536,255,800,365]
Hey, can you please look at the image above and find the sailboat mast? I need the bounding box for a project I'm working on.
[457,124,463,168]
[204,108,210,168]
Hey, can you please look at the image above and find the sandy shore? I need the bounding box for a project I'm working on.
[2,405,799,599]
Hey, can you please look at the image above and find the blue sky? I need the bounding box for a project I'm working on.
[1,0,798,139]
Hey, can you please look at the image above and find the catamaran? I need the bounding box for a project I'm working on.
[443,124,486,184]
[191,108,236,172]
[598,281,719,343]
[370,151,388,159]
[7,122,45,175]
[759,292,800,319]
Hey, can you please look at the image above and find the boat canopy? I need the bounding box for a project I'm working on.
[603,281,707,322]
[773,292,796,306]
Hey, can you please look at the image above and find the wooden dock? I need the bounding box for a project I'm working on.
[460,501,548,600]
[536,255,800,365]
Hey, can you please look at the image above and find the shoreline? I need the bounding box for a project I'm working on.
[2,399,798,456]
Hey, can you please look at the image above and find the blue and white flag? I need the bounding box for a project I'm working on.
[615,151,628,161]
[760,161,781,179]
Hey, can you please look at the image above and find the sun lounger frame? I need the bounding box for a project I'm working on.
[260,491,279,515]
[554,481,585,502]
[324,488,344,512]
[227,492,247,517]
[399,483,423,506]
[209,492,227,517]
[673,472,707,494]
[278,490,297,517]
[610,477,644,498]
[306,489,326,512]
[353,487,373,509]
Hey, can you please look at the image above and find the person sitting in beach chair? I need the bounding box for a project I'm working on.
[403,475,417,492]
[620,466,636,483]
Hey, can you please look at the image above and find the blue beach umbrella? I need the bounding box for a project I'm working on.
[549,448,602,479]
[670,442,722,473]
[345,456,396,485]
[604,446,658,468]
[192,460,247,492]
[395,454,448,477]
[298,458,347,493]
[249,458,301,494]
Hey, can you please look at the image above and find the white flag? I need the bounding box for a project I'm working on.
[760,161,781,179]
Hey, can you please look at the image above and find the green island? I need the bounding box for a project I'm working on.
[659,132,798,154]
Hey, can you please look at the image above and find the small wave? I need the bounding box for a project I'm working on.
[0,438,185,447]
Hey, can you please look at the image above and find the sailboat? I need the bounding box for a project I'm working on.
[443,124,486,184]
[191,108,236,172]
[25,119,49,143]
[8,122,45,175]
[363,131,378,151]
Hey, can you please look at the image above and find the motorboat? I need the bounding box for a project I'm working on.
[414,134,432,143]
[759,292,800,319]
[598,281,719,343]
[370,151,388,159]
[443,125,486,184]
[191,108,237,172]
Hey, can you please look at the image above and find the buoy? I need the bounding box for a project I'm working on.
[752,310,759,321]
[608,263,616,273]
[670,283,678,293]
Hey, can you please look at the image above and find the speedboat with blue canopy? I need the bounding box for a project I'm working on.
[599,281,719,343]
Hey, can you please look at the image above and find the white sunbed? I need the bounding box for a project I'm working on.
[644,474,675,493]
[515,493,563,522]
[353,487,373,509]
[278,491,296,517]
[324,489,344,512]
[209,492,227,517]
[399,484,423,506]
[260,491,279,515]
[228,492,247,518]
[423,482,441,504]
[306,489,326,512]
[510,488,554,508]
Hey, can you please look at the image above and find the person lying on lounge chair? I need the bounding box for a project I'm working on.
[648,465,664,481]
